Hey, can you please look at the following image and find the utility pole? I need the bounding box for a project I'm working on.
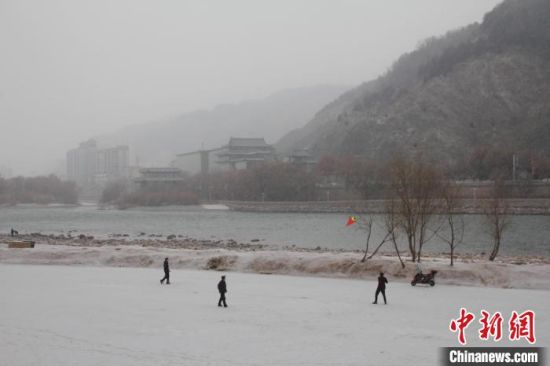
[200,150,210,202]
[512,154,518,181]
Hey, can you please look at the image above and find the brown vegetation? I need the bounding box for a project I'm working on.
[100,179,199,207]
[388,155,444,263]
[0,175,78,205]
[209,162,316,201]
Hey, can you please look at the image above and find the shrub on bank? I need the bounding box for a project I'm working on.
[0,175,78,204]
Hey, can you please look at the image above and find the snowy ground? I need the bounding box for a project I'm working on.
[1,264,548,366]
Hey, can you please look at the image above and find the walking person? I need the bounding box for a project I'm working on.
[373,272,388,305]
[217,275,227,307]
[160,258,170,284]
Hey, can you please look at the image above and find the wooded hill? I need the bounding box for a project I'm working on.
[277,0,550,179]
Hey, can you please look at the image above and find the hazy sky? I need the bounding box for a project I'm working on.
[0,0,502,176]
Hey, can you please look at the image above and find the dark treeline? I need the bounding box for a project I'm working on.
[0,175,78,205]
[101,179,199,207]
[452,147,550,181]
[101,162,316,206]
[208,162,316,201]
[101,147,550,207]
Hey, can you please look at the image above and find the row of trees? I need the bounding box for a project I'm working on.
[101,146,550,206]
[455,147,550,181]
[100,180,199,207]
[208,162,316,201]
[357,155,510,266]
[317,148,550,197]
[100,162,317,205]
[0,175,78,205]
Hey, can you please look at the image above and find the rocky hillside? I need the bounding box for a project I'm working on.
[97,85,348,167]
[276,0,550,175]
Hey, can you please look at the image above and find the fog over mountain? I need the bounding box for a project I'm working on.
[0,0,501,176]
[96,85,349,166]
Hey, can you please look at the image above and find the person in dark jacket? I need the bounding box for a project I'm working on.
[373,272,388,304]
[217,275,227,307]
[160,258,170,284]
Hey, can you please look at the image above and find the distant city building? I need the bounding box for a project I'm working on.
[172,148,221,175]
[173,138,275,175]
[215,137,275,170]
[287,149,317,172]
[133,167,186,188]
[95,145,129,186]
[66,139,129,190]
[67,139,99,188]
[171,137,274,200]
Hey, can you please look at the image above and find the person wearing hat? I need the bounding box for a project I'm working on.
[217,275,227,307]
[160,258,170,285]
[373,272,388,304]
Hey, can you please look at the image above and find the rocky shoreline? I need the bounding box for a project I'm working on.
[2,232,550,263]
[0,233,268,251]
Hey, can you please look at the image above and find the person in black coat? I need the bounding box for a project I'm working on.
[160,258,170,284]
[373,272,388,304]
[217,275,227,307]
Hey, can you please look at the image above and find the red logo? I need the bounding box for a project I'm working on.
[509,310,536,344]
[450,308,475,345]
[479,310,503,341]
[450,309,536,345]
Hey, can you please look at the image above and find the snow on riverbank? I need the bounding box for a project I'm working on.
[0,264,548,366]
[1,243,550,289]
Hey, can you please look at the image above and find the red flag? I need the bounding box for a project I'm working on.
[346,216,358,226]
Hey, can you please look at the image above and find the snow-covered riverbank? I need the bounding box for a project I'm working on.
[1,242,549,289]
[0,264,548,366]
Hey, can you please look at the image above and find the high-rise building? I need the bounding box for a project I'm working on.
[66,140,129,190]
[95,145,129,183]
[66,139,98,187]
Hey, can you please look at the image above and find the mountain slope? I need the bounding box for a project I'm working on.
[97,85,349,166]
[276,0,550,170]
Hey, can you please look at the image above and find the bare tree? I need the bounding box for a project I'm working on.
[436,181,465,266]
[384,198,405,268]
[355,214,392,263]
[363,224,392,261]
[360,199,405,268]
[357,215,374,262]
[389,155,443,262]
[483,181,510,261]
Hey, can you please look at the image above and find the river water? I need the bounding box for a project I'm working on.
[1,205,549,256]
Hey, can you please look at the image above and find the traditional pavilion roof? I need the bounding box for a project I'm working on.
[227,137,270,148]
